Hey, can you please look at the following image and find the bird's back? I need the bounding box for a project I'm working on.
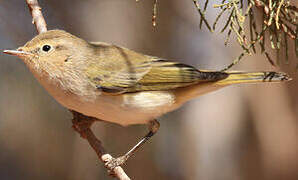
[86,42,229,94]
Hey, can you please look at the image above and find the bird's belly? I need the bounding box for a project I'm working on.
[38,77,178,126]
[56,91,177,126]
[65,97,155,126]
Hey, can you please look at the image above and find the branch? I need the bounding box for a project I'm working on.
[102,155,131,180]
[210,0,298,70]
[71,111,131,180]
[24,0,131,179]
[136,0,158,27]
[26,0,47,34]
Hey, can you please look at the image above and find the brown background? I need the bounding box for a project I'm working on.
[0,0,297,180]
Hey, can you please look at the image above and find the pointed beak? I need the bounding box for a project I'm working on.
[3,50,33,57]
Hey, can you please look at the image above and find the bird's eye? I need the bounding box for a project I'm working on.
[42,45,52,52]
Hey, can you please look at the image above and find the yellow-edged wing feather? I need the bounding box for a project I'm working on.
[85,43,228,94]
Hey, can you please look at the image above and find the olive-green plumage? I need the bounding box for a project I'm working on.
[3,29,292,169]
[86,42,229,93]
[3,29,292,171]
[3,30,291,127]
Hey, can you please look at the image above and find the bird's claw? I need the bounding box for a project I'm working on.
[104,156,128,171]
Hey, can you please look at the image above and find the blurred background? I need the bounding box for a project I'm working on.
[0,0,297,179]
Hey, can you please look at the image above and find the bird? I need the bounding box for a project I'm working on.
[3,29,291,169]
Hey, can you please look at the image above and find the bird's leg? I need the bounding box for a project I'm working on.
[71,111,160,171]
[71,111,132,178]
[105,119,160,170]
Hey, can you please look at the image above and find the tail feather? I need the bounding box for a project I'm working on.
[174,71,291,105]
[215,71,292,85]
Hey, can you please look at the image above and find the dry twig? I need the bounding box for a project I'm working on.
[136,0,158,27]
[71,111,131,180]
[24,0,131,179]
[211,0,298,70]
[136,1,297,69]
[26,0,47,33]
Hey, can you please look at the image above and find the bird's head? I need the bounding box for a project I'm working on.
[3,30,90,75]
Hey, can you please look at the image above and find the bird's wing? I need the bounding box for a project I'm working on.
[86,43,228,94]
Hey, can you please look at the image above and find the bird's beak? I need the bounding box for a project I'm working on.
[3,50,33,57]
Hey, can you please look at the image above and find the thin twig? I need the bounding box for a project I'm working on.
[24,0,131,179]
[26,0,47,33]
[152,0,158,27]
[193,0,213,32]
[71,111,131,180]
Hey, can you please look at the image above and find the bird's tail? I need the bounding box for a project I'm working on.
[215,71,292,85]
[174,71,291,105]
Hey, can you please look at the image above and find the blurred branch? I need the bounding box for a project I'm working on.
[152,0,158,26]
[24,0,131,179]
[136,0,158,26]
[26,0,47,33]
[193,0,213,32]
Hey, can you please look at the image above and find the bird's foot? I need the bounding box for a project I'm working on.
[104,155,128,171]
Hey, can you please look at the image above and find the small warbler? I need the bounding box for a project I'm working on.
[3,30,291,169]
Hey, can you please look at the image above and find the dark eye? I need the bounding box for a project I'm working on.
[42,45,51,52]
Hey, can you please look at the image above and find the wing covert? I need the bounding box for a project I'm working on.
[85,43,228,94]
